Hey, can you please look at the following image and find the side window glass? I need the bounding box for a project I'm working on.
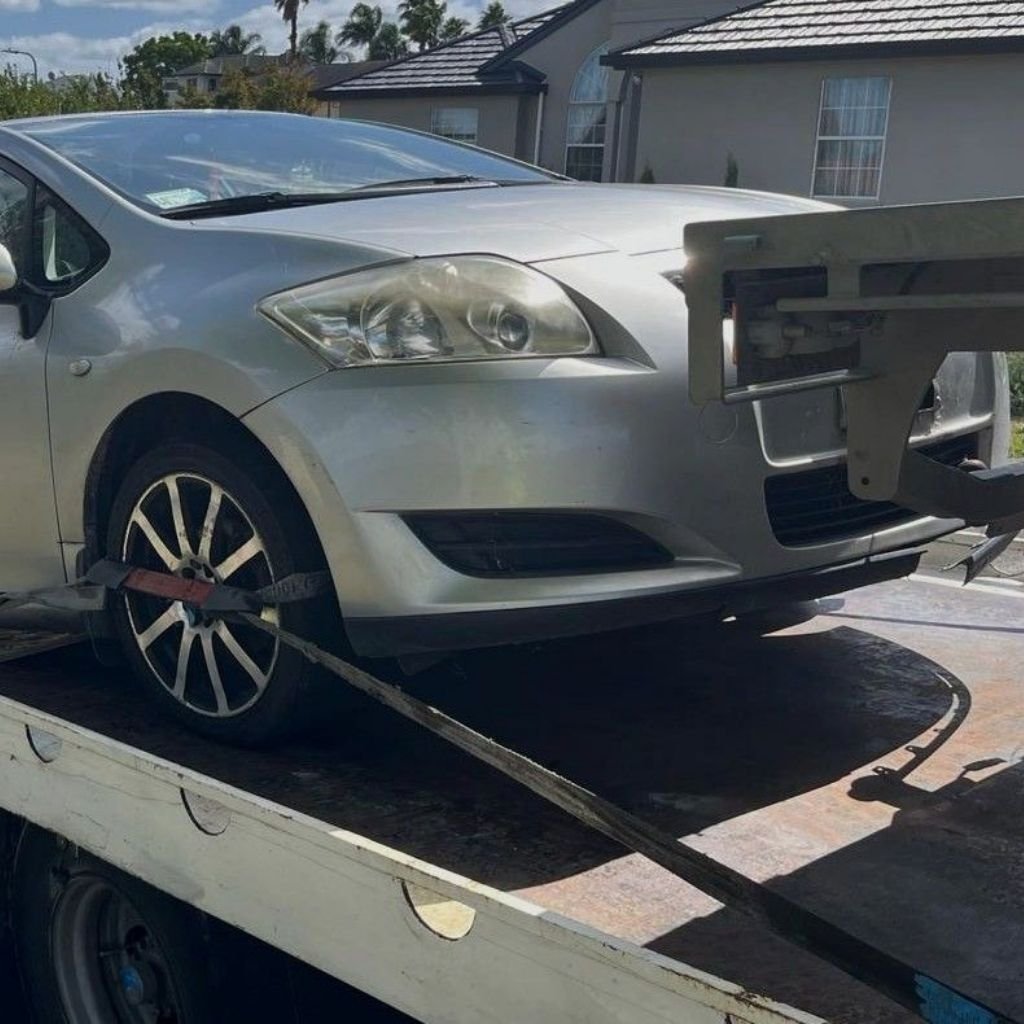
[0,170,29,273]
[34,189,107,286]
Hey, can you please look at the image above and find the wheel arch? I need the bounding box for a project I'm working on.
[83,393,329,579]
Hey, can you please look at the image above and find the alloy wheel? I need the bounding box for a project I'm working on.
[121,473,279,718]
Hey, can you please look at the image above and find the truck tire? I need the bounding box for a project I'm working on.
[12,825,216,1024]
[105,442,333,746]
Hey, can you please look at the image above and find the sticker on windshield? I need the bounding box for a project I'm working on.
[145,188,208,210]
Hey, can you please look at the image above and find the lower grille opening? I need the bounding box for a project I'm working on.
[404,512,674,577]
[765,433,980,548]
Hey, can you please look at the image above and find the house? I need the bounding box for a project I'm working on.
[162,54,387,111]
[607,0,1024,205]
[162,54,292,104]
[314,0,740,180]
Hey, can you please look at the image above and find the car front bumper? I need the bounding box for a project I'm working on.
[242,250,1000,657]
[243,369,991,657]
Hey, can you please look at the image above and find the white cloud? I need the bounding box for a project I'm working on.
[233,0,561,53]
[54,0,215,10]
[1,0,562,77]
[0,0,40,10]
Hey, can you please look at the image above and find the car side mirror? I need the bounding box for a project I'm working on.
[0,243,18,295]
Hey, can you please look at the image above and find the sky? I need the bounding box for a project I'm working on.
[0,0,555,78]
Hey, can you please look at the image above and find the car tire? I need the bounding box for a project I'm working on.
[106,441,333,746]
[12,825,217,1024]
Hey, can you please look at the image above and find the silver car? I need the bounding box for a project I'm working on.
[0,111,1007,743]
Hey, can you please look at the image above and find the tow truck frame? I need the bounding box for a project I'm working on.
[1,196,1023,1024]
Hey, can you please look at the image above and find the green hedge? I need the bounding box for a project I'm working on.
[1010,352,1024,418]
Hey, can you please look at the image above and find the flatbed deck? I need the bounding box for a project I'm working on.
[0,571,1020,1023]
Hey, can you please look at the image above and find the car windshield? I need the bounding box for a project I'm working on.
[16,112,558,213]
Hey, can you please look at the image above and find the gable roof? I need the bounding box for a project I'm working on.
[609,0,1024,68]
[318,1,584,99]
[478,0,604,71]
[306,61,388,91]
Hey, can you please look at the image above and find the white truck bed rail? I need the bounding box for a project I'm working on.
[0,691,819,1024]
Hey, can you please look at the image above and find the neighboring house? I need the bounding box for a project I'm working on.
[608,0,1024,205]
[162,54,292,104]
[162,54,386,110]
[314,0,739,181]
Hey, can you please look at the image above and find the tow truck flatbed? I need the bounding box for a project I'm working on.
[0,573,1019,1023]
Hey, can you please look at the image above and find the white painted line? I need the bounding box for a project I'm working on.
[909,572,1024,599]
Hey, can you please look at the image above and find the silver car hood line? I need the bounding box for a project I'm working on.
[201,184,833,264]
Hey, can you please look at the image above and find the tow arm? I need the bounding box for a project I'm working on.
[684,196,1024,537]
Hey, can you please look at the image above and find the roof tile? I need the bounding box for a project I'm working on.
[324,3,568,94]
[617,0,1024,60]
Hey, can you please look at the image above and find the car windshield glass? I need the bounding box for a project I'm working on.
[17,112,558,213]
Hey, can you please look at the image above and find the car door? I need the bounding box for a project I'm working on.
[0,159,65,589]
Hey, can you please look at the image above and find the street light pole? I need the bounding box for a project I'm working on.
[1,48,39,82]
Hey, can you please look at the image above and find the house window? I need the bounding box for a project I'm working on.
[431,108,479,144]
[812,77,892,199]
[566,44,610,182]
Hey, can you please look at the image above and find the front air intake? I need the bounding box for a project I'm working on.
[404,512,673,577]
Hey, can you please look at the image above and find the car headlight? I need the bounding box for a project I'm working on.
[258,255,597,367]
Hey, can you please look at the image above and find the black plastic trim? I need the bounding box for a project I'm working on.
[345,548,925,657]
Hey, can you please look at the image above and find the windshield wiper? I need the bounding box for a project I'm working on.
[162,176,541,219]
[344,174,499,192]
[161,191,355,220]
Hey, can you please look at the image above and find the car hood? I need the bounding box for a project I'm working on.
[207,183,835,263]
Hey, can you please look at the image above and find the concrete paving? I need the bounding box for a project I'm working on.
[0,568,1020,1022]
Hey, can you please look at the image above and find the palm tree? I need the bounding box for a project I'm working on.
[368,22,409,60]
[300,20,339,63]
[209,24,265,56]
[275,0,309,58]
[477,2,509,30]
[398,0,446,52]
[337,3,383,50]
[439,16,468,42]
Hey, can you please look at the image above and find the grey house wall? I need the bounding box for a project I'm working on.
[509,0,611,173]
[631,53,1024,203]
[325,1,743,178]
[329,94,526,158]
[514,0,739,177]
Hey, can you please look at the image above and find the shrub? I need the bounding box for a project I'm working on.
[1009,352,1024,418]
[724,152,739,188]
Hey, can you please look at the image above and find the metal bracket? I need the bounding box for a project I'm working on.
[684,197,1024,533]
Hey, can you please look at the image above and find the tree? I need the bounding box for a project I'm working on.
[0,68,123,119]
[338,3,383,49]
[724,152,739,188]
[439,16,469,42]
[257,64,317,112]
[215,65,314,114]
[275,0,310,58]
[368,22,409,60]
[398,0,446,51]
[174,81,215,109]
[477,2,509,29]
[215,67,258,109]
[210,25,265,56]
[121,32,212,109]
[300,20,340,63]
